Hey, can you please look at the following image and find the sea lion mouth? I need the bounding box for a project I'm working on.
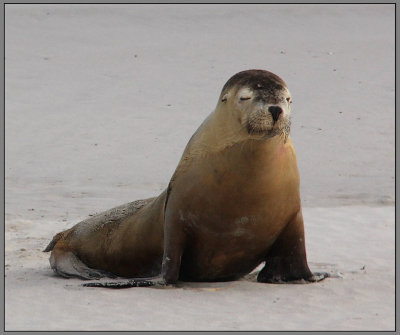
[246,115,291,140]
[246,122,278,135]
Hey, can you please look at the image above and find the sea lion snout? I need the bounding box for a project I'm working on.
[268,106,283,122]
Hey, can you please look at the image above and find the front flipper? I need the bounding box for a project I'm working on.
[307,272,329,282]
[257,211,328,284]
[82,276,166,289]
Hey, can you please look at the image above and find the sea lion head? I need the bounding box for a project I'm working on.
[218,69,292,141]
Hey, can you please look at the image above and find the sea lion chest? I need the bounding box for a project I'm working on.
[165,139,301,281]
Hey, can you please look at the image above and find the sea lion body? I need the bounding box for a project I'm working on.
[45,69,327,286]
[166,137,301,282]
[46,195,165,279]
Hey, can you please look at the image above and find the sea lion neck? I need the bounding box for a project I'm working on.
[178,108,288,166]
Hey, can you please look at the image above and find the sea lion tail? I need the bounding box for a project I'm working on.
[43,232,64,252]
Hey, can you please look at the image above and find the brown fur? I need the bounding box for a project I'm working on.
[45,70,327,286]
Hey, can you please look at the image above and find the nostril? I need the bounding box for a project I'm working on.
[268,106,283,122]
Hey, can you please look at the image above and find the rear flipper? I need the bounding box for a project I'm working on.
[49,249,116,280]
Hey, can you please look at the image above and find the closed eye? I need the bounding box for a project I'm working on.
[240,97,251,101]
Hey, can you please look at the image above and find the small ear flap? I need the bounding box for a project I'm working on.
[221,94,228,102]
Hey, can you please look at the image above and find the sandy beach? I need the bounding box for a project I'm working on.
[5,4,395,331]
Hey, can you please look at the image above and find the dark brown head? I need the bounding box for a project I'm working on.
[221,69,286,97]
[217,69,292,140]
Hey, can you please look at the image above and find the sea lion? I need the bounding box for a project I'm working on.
[44,69,328,288]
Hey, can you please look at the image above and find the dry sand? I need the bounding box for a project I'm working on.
[5,4,395,331]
